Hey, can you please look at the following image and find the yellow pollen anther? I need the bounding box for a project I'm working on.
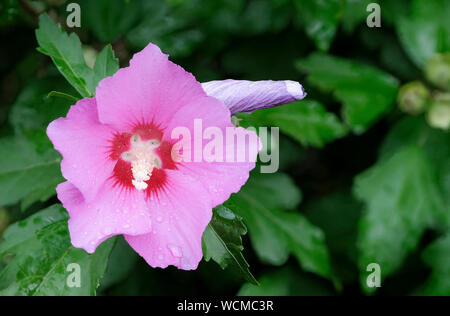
[121,134,161,190]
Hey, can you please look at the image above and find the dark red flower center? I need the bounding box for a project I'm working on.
[108,123,177,198]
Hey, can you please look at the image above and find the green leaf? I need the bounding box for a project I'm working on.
[354,146,445,291]
[0,134,63,207]
[297,53,399,133]
[227,173,332,279]
[238,100,348,147]
[202,205,257,285]
[419,234,450,295]
[380,117,450,164]
[126,0,203,58]
[0,205,115,296]
[293,0,341,51]
[340,0,372,33]
[238,266,334,296]
[380,117,450,221]
[35,14,119,98]
[78,0,142,43]
[340,0,410,32]
[9,79,75,135]
[99,236,139,291]
[35,14,95,98]
[91,44,120,93]
[397,0,450,67]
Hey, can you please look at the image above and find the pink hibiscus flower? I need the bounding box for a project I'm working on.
[47,43,305,270]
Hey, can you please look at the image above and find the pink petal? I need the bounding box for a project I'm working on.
[57,181,153,253]
[47,98,115,202]
[125,170,213,270]
[96,43,207,131]
[202,79,306,114]
[163,95,260,206]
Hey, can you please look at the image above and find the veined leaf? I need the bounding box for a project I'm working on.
[202,205,257,285]
[36,14,119,98]
[91,44,119,93]
[354,146,445,292]
[297,53,399,133]
[227,173,332,279]
[0,205,115,296]
[397,0,450,67]
[238,100,348,147]
[0,134,62,207]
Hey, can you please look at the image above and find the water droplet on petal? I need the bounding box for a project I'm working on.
[168,244,182,258]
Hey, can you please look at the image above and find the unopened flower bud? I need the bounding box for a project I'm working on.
[397,81,430,115]
[425,53,450,91]
[426,99,450,130]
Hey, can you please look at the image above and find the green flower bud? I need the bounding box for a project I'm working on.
[397,81,430,115]
[426,99,450,131]
[425,53,450,91]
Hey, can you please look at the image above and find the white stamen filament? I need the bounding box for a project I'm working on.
[121,135,161,190]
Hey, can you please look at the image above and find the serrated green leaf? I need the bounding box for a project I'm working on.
[354,146,445,291]
[227,173,332,279]
[297,53,399,133]
[0,134,63,207]
[91,44,120,93]
[380,117,450,167]
[380,117,450,223]
[35,14,119,98]
[397,0,450,67]
[0,205,115,296]
[35,14,95,98]
[202,205,257,285]
[238,100,348,147]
